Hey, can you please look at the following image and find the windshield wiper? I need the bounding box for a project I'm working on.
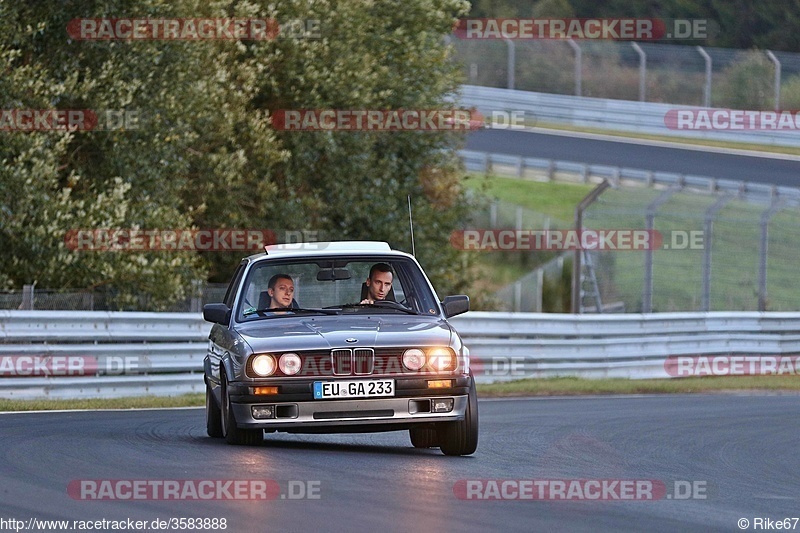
[338,301,418,315]
[243,307,339,317]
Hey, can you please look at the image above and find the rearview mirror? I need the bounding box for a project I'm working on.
[317,268,351,281]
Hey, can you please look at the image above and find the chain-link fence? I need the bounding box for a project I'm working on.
[462,192,574,312]
[452,39,800,110]
[579,183,800,313]
[0,282,228,312]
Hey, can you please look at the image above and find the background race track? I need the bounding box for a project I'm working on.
[467,129,800,186]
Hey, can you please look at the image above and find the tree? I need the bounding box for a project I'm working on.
[0,0,479,307]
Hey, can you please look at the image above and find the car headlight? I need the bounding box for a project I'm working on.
[402,348,426,371]
[251,354,276,377]
[427,347,455,371]
[279,353,302,376]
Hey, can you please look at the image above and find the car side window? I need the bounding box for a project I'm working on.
[223,262,247,309]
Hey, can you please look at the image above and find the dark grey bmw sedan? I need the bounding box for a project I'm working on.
[202,241,477,455]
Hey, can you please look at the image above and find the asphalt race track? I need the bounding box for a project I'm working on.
[466,129,800,187]
[1,395,798,532]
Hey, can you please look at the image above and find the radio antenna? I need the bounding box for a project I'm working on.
[407,195,416,256]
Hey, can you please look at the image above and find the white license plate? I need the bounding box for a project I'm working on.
[313,379,395,399]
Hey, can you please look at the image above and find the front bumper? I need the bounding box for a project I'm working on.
[231,395,469,430]
[226,374,472,431]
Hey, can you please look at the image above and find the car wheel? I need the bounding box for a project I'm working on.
[409,426,439,448]
[220,370,263,446]
[438,374,479,456]
[206,381,223,438]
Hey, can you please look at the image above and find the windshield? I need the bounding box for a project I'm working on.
[235,255,441,321]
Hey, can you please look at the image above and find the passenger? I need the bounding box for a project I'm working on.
[267,274,295,310]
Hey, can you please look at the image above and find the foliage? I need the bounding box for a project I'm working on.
[0,0,478,308]
[712,51,774,110]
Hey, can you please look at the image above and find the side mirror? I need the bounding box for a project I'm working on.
[442,295,469,318]
[203,303,231,325]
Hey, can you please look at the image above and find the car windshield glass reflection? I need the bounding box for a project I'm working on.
[237,257,439,321]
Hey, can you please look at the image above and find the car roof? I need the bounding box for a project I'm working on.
[244,241,413,261]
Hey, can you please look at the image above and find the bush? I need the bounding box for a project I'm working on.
[713,51,775,109]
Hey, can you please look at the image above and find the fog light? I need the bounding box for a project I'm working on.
[253,386,279,395]
[432,398,454,413]
[251,405,276,419]
[427,379,453,389]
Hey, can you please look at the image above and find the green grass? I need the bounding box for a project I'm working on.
[0,394,203,412]
[463,173,593,222]
[462,174,589,298]
[0,377,798,412]
[463,172,800,312]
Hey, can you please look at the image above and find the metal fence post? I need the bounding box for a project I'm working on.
[505,38,515,90]
[643,188,679,313]
[701,195,733,311]
[567,39,582,97]
[190,280,203,313]
[535,269,543,312]
[21,284,34,310]
[759,200,784,311]
[697,46,712,107]
[631,42,647,102]
[572,180,611,313]
[766,50,781,111]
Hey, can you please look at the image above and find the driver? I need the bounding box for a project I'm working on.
[361,263,393,304]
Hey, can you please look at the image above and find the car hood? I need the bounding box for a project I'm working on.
[236,314,453,352]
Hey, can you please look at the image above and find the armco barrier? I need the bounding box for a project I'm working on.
[1,310,799,399]
[461,85,800,148]
[459,149,800,202]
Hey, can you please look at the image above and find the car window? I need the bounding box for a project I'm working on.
[223,261,247,309]
[236,256,438,320]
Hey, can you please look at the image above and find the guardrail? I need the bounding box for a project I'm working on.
[461,85,800,148]
[459,149,800,202]
[2,311,799,399]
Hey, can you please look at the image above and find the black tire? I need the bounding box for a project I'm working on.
[409,426,439,448]
[438,375,479,456]
[206,381,223,438]
[220,371,263,446]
